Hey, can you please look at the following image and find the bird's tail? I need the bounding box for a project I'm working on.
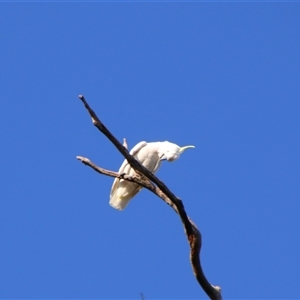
[109,195,132,211]
[109,182,142,210]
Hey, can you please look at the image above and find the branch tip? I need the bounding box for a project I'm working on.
[76,156,91,164]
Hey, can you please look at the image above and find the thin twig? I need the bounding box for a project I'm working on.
[77,95,222,300]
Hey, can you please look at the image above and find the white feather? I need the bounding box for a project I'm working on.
[109,141,194,210]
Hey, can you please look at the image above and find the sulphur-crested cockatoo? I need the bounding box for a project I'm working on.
[109,141,195,210]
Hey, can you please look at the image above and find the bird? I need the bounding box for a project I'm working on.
[109,141,195,210]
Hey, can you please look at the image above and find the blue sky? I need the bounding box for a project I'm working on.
[1,3,299,299]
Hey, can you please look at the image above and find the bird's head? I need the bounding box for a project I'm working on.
[158,141,195,162]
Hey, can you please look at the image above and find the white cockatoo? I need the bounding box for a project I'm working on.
[109,141,195,210]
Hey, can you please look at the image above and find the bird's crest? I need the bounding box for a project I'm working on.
[179,145,195,153]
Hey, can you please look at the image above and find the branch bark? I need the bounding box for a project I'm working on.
[77,95,222,300]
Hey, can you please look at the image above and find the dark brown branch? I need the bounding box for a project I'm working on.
[78,95,191,229]
[77,95,222,300]
[76,156,178,212]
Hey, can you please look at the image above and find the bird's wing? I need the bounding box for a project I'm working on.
[109,141,148,203]
[110,160,132,198]
[151,155,162,174]
[129,141,147,156]
[114,141,147,181]
[136,143,162,175]
[144,151,162,175]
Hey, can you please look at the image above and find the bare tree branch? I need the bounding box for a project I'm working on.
[77,95,222,300]
[76,156,178,212]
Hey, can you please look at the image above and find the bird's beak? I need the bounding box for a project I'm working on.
[179,145,195,154]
